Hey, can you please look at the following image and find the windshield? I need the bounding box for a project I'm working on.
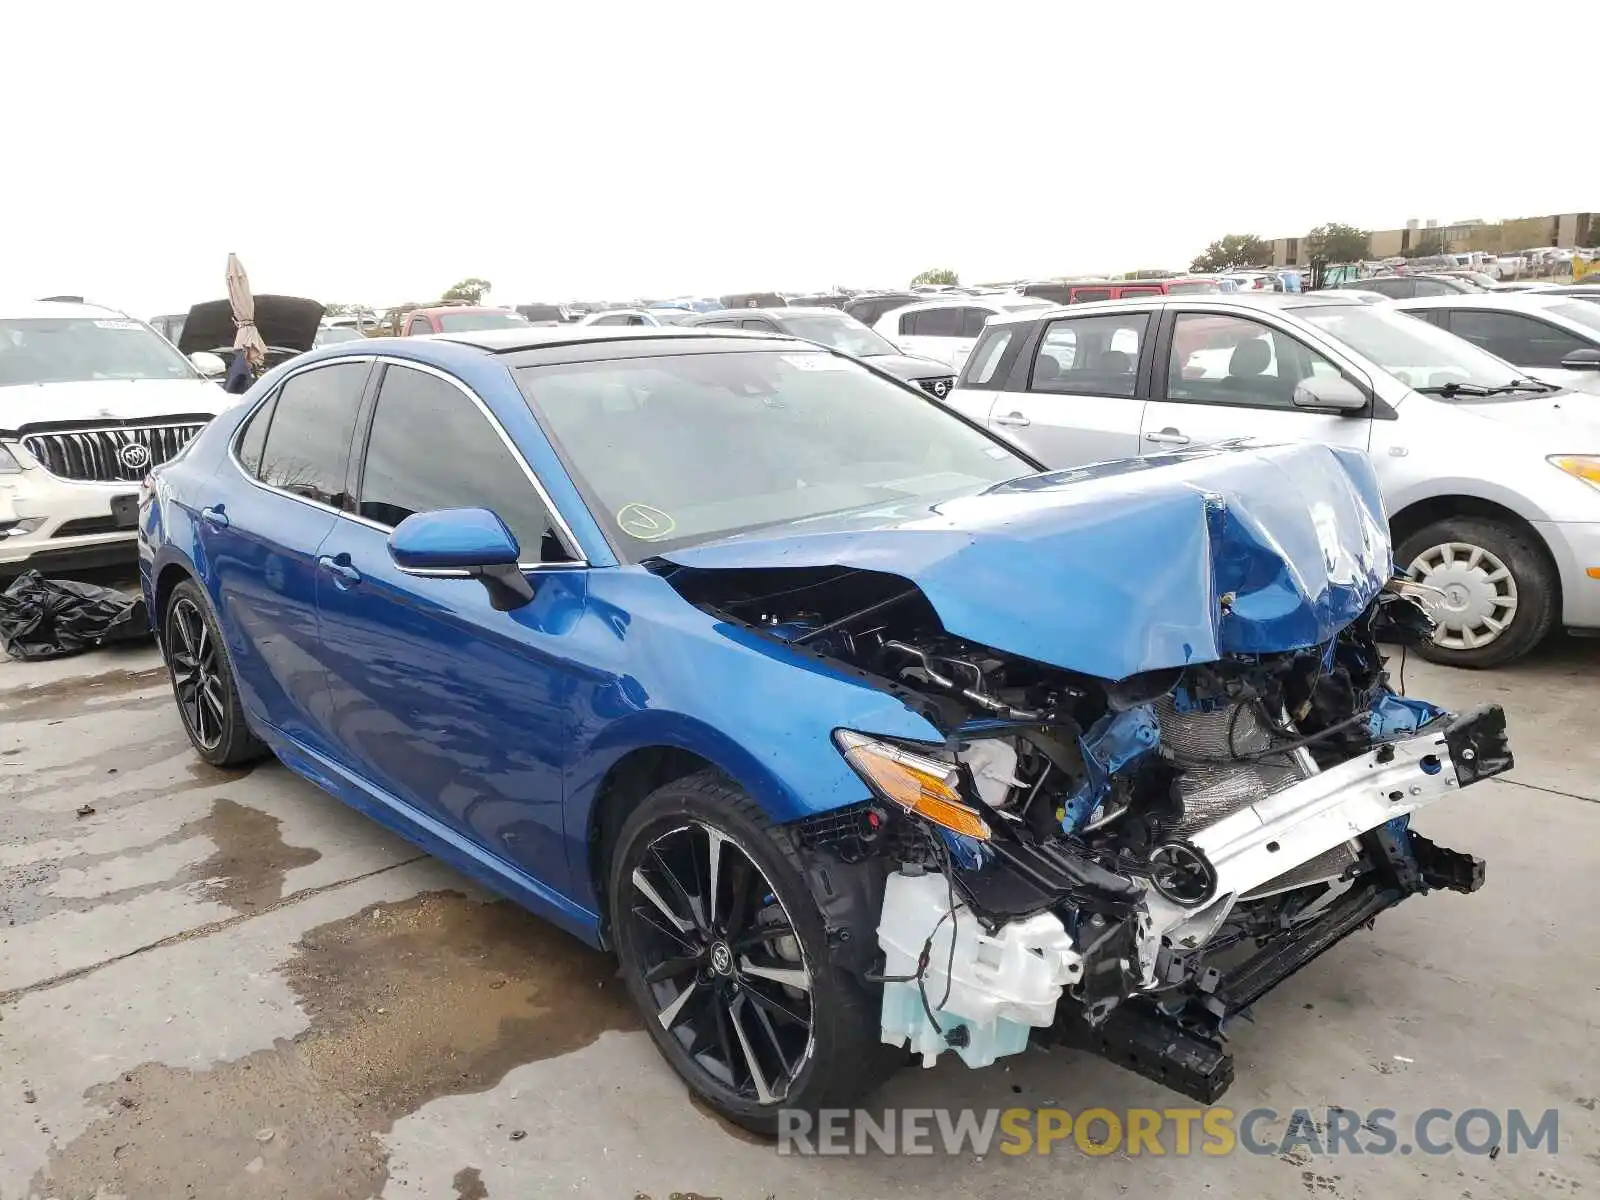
[648,310,699,326]
[777,314,900,357]
[436,311,531,332]
[1295,304,1541,395]
[1551,301,1600,334]
[1166,279,1221,295]
[517,349,1031,555]
[0,317,200,387]
[315,326,364,344]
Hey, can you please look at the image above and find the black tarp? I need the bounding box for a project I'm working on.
[0,572,152,660]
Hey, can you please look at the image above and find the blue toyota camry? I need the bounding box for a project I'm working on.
[140,325,1505,1131]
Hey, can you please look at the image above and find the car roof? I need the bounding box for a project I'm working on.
[432,325,806,354]
[690,306,850,321]
[1387,292,1574,311]
[410,305,518,317]
[0,299,131,321]
[983,291,1363,326]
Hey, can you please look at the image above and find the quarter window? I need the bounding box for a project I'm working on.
[1445,310,1588,369]
[234,394,275,476]
[963,328,1015,386]
[357,365,569,563]
[255,362,368,505]
[1030,314,1147,398]
[1166,313,1340,410]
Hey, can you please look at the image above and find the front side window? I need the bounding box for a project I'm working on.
[0,317,199,387]
[256,362,368,505]
[903,307,963,337]
[1447,311,1588,368]
[1030,314,1147,398]
[517,349,1029,556]
[1166,313,1337,410]
[358,365,567,562]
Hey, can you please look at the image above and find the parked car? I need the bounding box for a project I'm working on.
[1537,283,1600,305]
[843,291,923,328]
[873,296,1053,372]
[139,323,1502,1129]
[685,307,958,398]
[1220,271,1284,293]
[1,300,232,575]
[314,324,366,346]
[404,306,531,336]
[1391,293,1600,394]
[514,304,567,326]
[1336,274,1481,299]
[720,292,787,309]
[1018,278,1222,305]
[178,295,326,374]
[578,308,700,327]
[946,292,1600,666]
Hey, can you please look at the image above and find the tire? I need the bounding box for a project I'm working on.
[1396,517,1556,668]
[608,770,898,1135]
[163,579,268,766]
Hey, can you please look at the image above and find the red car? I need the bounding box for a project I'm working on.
[401,306,531,336]
[1019,277,1222,305]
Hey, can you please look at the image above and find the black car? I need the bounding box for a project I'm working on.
[719,292,787,309]
[687,307,957,399]
[1335,274,1482,299]
[844,291,921,328]
[177,295,325,372]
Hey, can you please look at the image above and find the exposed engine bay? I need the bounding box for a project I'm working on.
[657,562,1510,1102]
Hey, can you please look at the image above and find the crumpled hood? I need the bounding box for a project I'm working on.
[661,442,1392,681]
[0,378,229,436]
[178,295,325,354]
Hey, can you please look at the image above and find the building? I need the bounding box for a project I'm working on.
[1270,212,1596,266]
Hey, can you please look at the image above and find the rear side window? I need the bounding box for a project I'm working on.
[1446,310,1588,368]
[256,362,368,506]
[358,365,569,563]
[1030,314,1147,398]
[903,308,963,337]
[962,328,1016,386]
[234,394,276,476]
[960,308,993,337]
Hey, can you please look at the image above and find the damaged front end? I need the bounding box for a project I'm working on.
[659,557,1508,1103]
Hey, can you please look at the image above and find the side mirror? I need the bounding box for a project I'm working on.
[190,351,227,378]
[388,507,533,610]
[1292,374,1368,413]
[1559,348,1600,371]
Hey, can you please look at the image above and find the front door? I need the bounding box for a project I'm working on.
[201,359,371,755]
[983,310,1153,467]
[1139,310,1373,461]
[313,361,587,898]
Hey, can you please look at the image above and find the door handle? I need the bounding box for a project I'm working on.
[316,555,362,588]
[199,505,229,528]
[1144,429,1190,445]
[992,412,1031,427]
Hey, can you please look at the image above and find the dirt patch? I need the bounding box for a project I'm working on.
[189,797,320,911]
[0,666,169,724]
[32,890,639,1200]
[453,1165,490,1199]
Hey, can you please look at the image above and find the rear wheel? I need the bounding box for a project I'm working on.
[163,580,267,766]
[608,771,897,1135]
[1397,517,1556,668]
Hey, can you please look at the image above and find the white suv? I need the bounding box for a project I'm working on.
[873,295,1052,373]
[947,292,1600,667]
[1,301,231,575]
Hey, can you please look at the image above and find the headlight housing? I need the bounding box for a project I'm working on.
[833,730,991,842]
[1549,455,1600,489]
[0,443,22,474]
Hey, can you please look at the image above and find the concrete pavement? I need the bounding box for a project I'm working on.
[2,636,1598,1199]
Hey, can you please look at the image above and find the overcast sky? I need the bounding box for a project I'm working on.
[3,1,1586,314]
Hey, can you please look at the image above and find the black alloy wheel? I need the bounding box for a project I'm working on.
[163,580,266,767]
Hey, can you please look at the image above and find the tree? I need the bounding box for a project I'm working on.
[322,302,353,316]
[1189,234,1268,273]
[1402,231,1448,259]
[1306,223,1370,265]
[441,277,492,304]
[910,267,959,287]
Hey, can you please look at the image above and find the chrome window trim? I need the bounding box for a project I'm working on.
[226,354,587,571]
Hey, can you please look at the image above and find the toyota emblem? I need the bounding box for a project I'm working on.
[117,442,152,472]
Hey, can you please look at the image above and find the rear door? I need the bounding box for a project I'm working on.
[893,306,962,364]
[1138,309,1374,459]
[981,310,1154,466]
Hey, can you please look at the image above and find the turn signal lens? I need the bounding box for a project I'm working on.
[833,730,991,841]
[1548,455,1600,487]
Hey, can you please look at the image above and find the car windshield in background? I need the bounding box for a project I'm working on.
[648,310,699,325]
[1296,304,1540,396]
[315,327,365,344]
[0,318,199,387]
[436,311,531,332]
[778,314,901,358]
[518,349,1030,555]
[1551,301,1600,334]
[1165,280,1221,295]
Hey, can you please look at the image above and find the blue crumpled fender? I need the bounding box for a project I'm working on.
[661,442,1392,681]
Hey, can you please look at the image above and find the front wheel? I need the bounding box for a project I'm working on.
[1397,517,1556,668]
[608,771,897,1135]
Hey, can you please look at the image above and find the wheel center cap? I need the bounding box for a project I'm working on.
[709,941,734,976]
